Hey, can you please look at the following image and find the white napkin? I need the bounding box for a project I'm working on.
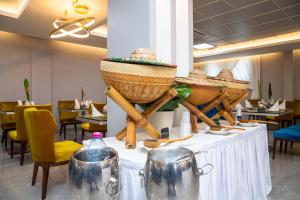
[30,101,35,106]
[269,98,275,105]
[245,100,253,109]
[261,99,266,104]
[279,100,286,110]
[25,101,30,106]
[74,99,80,109]
[268,100,280,112]
[84,100,91,108]
[18,100,23,106]
[91,103,104,117]
[102,104,107,114]
[235,103,243,109]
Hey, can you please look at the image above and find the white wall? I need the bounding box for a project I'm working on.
[0,31,107,119]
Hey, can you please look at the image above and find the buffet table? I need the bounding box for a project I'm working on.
[103,123,272,200]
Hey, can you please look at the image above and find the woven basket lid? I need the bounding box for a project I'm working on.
[210,69,249,84]
[115,48,176,68]
[176,69,225,87]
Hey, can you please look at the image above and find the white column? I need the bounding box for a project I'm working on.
[283,50,294,100]
[176,0,193,77]
[106,0,193,136]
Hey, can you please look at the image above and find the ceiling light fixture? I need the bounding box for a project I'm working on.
[49,0,95,39]
[50,17,95,39]
[193,43,214,50]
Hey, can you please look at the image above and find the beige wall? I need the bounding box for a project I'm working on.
[195,50,300,100]
[0,31,107,119]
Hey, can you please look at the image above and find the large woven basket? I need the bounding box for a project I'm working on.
[101,59,177,104]
[208,69,248,103]
[176,70,225,105]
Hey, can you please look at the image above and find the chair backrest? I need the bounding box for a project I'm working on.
[24,108,56,163]
[15,104,52,141]
[0,102,17,124]
[88,102,105,115]
[58,100,77,121]
[294,100,300,115]
[248,99,260,107]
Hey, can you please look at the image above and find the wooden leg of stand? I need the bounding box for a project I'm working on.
[202,92,228,113]
[181,100,216,127]
[126,116,136,149]
[115,88,177,140]
[190,113,198,133]
[106,86,160,139]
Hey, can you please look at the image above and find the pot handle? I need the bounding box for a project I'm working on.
[197,164,213,176]
[105,176,121,197]
[139,169,145,188]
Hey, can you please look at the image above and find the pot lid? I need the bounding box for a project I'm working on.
[176,69,225,87]
[209,69,249,84]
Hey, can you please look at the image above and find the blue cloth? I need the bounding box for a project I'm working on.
[273,128,300,141]
[288,125,300,130]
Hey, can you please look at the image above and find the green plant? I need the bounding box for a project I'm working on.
[139,83,192,112]
[81,87,86,102]
[24,78,30,101]
[268,82,272,100]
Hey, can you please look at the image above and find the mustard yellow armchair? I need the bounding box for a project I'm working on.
[8,105,52,165]
[81,102,107,140]
[24,108,82,199]
[0,102,17,149]
[58,101,81,139]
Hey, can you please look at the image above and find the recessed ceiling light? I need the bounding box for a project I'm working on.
[0,0,31,18]
[193,43,214,50]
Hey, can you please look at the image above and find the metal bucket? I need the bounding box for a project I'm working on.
[67,147,121,200]
[139,147,213,200]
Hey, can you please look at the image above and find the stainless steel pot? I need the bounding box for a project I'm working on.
[68,147,121,200]
[139,147,212,200]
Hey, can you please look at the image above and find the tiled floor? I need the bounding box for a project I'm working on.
[0,129,300,200]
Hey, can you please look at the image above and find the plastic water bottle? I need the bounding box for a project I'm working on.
[83,132,106,148]
[236,106,242,124]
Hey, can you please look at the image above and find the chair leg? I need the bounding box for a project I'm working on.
[81,129,85,141]
[59,124,63,137]
[279,141,283,153]
[10,140,14,159]
[1,129,5,143]
[32,163,39,186]
[284,141,288,153]
[291,142,294,148]
[4,130,8,149]
[74,124,77,141]
[41,166,50,199]
[273,138,277,160]
[20,143,26,165]
[63,125,66,139]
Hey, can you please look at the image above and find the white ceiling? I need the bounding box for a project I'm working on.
[0,0,107,48]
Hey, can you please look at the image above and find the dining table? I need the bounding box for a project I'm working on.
[76,114,107,126]
[232,108,293,118]
[103,122,272,200]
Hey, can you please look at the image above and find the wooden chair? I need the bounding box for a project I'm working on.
[81,103,107,140]
[0,102,17,149]
[58,101,81,140]
[293,100,300,124]
[24,108,82,199]
[8,105,52,165]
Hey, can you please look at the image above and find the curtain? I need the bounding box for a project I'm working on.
[199,56,261,99]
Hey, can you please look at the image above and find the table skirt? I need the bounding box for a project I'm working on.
[104,125,272,200]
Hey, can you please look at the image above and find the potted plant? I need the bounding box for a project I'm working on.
[139,83,192,132]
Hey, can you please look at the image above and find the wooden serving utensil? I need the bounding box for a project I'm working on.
[240,119,278,125]
[210,125,245,131]
[144,135,193,149]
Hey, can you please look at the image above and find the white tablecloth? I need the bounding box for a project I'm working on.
[103,124,272,200]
